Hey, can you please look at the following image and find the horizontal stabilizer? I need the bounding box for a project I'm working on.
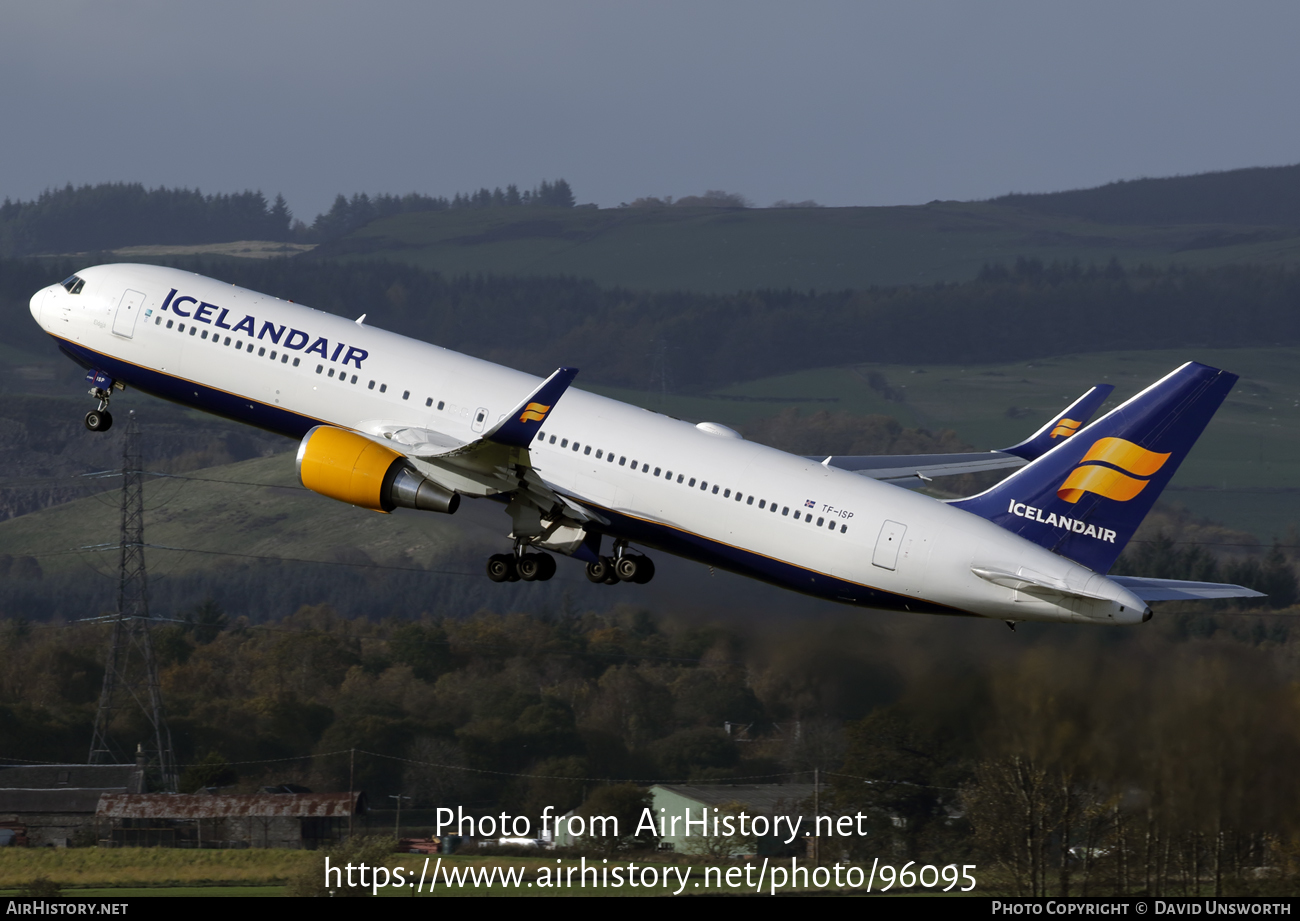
[821,452,1026,484]
[486,367,579,448]
[1109,576,1266,602]
[814,385,1112,486]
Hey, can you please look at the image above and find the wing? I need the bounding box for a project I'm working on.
[810,384,1114,487]
[352,367,604,558]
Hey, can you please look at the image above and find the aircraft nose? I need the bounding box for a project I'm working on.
[29,287,49,327]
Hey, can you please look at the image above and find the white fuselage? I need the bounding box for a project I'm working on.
[30,263,1149,625]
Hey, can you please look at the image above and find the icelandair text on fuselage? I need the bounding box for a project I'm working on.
[992,902,1291,915]
[158,289,368,370]
[1008,500,1118,543]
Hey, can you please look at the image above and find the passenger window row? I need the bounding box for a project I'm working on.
[156,315,302,367]
[152,315,443,405]
[534,430,849,534]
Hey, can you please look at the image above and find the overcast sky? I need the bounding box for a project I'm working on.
[4,1,1298,221]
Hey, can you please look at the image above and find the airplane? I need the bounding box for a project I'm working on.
[29,263,1263,626]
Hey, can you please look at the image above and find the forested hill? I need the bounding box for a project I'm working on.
[0,184,293,255]
[0,180,577,257]
[994,162,1300,226]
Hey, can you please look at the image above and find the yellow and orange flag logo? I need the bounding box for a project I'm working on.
[1049,417,1082,439]
[1057,437,1170,504]
[519,402,551,423]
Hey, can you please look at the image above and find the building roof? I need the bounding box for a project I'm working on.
[96,792,365,819]
[0,764,141,792]
[650,784,816,815]
[0,789,116,815]
[0,764,146,814]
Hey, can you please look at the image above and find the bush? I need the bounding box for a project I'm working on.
[284,835,396,898]
[19,876,60,897]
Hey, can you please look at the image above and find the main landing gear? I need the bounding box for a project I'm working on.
[585,545,655,585]
[486,538,655,586]
[486,550,557,583]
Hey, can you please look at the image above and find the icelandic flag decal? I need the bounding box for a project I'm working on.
[804,499,816,508]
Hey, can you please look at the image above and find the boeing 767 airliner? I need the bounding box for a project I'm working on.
[29,264,1262,625]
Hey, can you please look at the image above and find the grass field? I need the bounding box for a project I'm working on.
[0,846,311,890]
[316,201,1300,293]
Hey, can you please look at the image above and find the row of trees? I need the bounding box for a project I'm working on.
[3,594,1298,892]
[0,185,292,256]
[0,179,578,255]
[307,179,576,241]
[106,255,1297,393]
[832,643,1300,895]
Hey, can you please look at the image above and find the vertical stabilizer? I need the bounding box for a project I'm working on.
[950,363,1236,572]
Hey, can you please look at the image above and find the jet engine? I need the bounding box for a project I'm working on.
[296,425,459,514]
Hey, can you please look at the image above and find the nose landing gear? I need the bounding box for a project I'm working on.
[84,371,118,432]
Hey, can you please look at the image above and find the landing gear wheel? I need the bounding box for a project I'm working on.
[585,556,614,584]
[84,410,113,432]
[632,556,655,584]
[486,553,517,583]
[518,553,559,582]
[517,553,544,582]
[615,556,641,582]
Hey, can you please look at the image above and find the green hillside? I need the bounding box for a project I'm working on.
[0,453,471,579]
[995,163,1300,226]
[312,197,1300,293]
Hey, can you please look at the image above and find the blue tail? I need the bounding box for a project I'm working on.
[950,362,1237,572]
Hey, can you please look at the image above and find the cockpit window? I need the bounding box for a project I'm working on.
[61,275,85,294]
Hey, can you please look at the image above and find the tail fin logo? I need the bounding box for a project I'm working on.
[519,402,551,423]
[1049,418,1082,439]
[1057,437,1171,504]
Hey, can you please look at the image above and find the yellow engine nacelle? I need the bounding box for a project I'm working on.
[295,425,459,514]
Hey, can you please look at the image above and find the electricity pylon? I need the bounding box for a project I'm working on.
[88,411,177,791]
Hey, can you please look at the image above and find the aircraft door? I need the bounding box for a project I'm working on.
[872,520,907,570]
[112,289,146,338]
[471,406,489,434]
